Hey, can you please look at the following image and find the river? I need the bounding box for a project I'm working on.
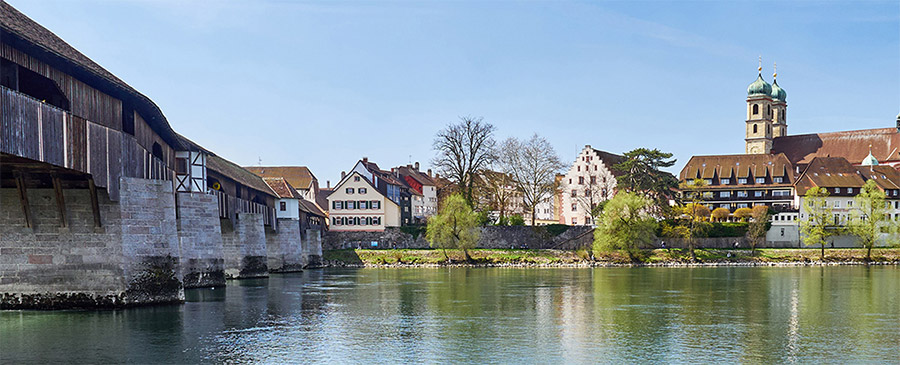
[2,266,899,363]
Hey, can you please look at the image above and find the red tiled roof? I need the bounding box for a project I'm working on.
[680,153,795,186]
[245,166,315,190]
[262,177,301,199]
[772,128,900,164]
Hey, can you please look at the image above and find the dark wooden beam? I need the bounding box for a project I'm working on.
[52,174,67,227]
[88,178,102,228]
[14,172,33,228]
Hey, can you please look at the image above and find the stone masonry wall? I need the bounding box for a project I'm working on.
[176,192,225,288]
[221,212,267,279]
[117,177,183,306]
[265,219,303,273]
[303,229,323,267]
[0,177,185,309]
[0,187,124,308]
[323,226,595,251]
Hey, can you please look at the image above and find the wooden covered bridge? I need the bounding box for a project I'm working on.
[0,2,312,309]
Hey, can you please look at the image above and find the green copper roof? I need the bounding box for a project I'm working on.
[770,79,787,101]
[747,73,772,97]
[861,151,879,166]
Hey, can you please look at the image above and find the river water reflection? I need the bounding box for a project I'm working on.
[2,266,899,363]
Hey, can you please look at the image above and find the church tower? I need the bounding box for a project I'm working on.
[745,60,775,154]
[770,63,788,138]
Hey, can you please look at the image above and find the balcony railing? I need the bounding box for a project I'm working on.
[207,188,275,227]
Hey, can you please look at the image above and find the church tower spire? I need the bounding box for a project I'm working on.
[770,62,788,139]
[745,58,775,154]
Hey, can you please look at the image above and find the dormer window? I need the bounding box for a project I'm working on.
[755,177,766,184]
[738,178,748,184]
[704,179,713,185]
[834,188,841,194]
[720,178,730,185]
[773,177,783,183]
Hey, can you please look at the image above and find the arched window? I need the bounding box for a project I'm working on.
[767,105,770,116]
[767,125,771,134]
[752,104,759,115]
[753,124,758,133]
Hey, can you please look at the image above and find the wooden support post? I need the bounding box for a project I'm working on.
[52,174,68,227]
[88,178,102,228]
[14,172,33,228]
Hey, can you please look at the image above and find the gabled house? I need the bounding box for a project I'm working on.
[559,145,625,225]
[394,162,439,223]
[327,170,401,232]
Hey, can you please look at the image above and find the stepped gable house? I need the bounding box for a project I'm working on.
[558,145,625,225]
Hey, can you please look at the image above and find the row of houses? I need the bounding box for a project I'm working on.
[0,2,325,309]
[326,158,440,231]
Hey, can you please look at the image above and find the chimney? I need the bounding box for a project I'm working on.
[327,180,331,189]
[341,171,346,179]
[896,113,900,132]
[427,169,432,177]
[435,173,440,179]
[362,157,368,164]
[414,162,420,171]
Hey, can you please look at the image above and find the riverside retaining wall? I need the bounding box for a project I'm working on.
[323,226,595,251]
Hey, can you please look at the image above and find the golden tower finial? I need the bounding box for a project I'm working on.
[773,62,777,79]
[758,56,762,72]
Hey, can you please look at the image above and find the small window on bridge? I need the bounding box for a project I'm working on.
[16,64,69,110]
[152,142,164,161]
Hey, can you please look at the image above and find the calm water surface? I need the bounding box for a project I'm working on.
[2,266,899,363]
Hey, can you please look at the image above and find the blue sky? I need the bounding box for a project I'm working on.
[8,0,899,184]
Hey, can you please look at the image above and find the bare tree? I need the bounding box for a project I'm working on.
[498,134,565,225]
[475,169,521,222]
[432,117,497,206]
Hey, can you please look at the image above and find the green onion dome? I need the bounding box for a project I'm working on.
[770,79,787,101]
[747,73,772,97]
[861,151,879,166]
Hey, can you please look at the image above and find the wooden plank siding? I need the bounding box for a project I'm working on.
[1,86,171,201]
[1,41,177,201]
[1,43,122,130]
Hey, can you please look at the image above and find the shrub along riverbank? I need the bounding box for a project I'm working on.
[322,248,900,267]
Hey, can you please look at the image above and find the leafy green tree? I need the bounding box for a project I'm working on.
[711,207,730,222]
[746,206,770,253]
[426,194,481,261]
[676,179,712,261]
[509,214,525,226]
[594,192,658,262]
[474,210,491,227]
[847,180,896,261]
[613,148,679,212]
[800,187,835,260]
[734,207,753,222]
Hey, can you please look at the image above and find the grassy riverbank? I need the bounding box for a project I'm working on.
[323,248,900,266]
